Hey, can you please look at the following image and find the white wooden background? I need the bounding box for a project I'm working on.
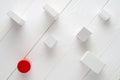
[0,0,120,80]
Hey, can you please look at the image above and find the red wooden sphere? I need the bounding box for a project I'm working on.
[17,59,31,73]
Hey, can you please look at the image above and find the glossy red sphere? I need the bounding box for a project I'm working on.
[17,59,31,73]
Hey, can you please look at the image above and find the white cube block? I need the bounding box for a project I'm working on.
[7,11,25,26]
[99,10,110,21]
[44,36,57,48]
[77,27,92,42]
[43,4,59,20]
[80,51,105,74]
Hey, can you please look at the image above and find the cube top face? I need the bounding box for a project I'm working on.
[7,11,25,26]
[44,36,57,48]
[43,4,59,20]
[77,27,92,42]
[99,10,110,21]
[81,51,105,74]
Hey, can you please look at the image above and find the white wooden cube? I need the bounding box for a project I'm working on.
[7,11,25,26]
[44,36,57,48]
[80,51,105,74]
[99,9,111,21]
[77,27,92,42]
[43,4,59,20]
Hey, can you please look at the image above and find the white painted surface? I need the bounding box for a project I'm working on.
[0,0,120,80]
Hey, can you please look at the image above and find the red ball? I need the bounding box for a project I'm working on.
[17,59,31,73]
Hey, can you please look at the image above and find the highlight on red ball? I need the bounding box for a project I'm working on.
[17,59,31,73]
